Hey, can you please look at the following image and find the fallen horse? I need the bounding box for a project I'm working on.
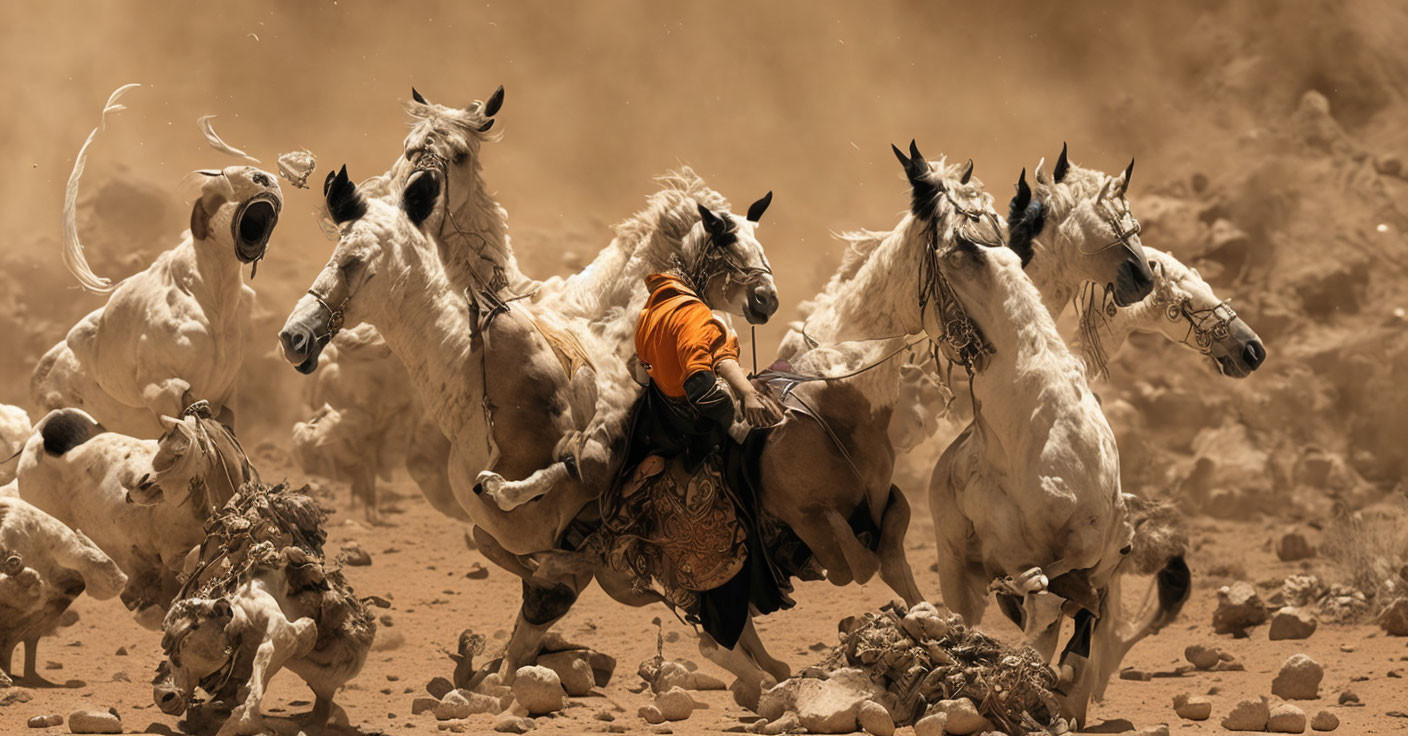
[153,482,375,736]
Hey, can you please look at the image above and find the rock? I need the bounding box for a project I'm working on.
[638,704,664,724]
[67,709,122,734]
[1214,582,1268,637]
[593,711,615,722]
[1172,693,1212,721]
[913,712,947,736]
[1269,703,1308,733]
[857,701,894,736]
[1135,726,1170,736]
[1184,644,1224,670]
[900,602,951,641]
[655,687,695,721]
[759,668,878,734]
[338,543,372,566]
[641,658,724,693]
[427,676,454,699]
[1270,607,1319,640]
[1120,668,1153,681]
[434,689,500,720]
[1276,531,1316,562]
[492,714,535,733]
[755,712,801,734]
[114,647,127,656]
[412,696,440,715]
[1221,697,1270,732]
[511,666,565,715]
[926,698,990,735]
[1272,654,1324,700]
[1378,597,1408,636]
[1310,710,1339,731]
[538,651,596,697]
[28,714,63,728]
[1336,690,1359,706]
[0,687,33,706]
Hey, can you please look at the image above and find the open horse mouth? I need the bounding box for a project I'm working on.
[403,157,444,225]
[233,194,281,264]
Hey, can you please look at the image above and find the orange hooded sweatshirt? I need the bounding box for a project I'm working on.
[635,273,739,398]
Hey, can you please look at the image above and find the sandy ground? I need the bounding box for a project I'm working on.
[4,458,1403,735]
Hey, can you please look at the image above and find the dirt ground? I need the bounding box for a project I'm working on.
[6,461,1404,735]
[5,1,1408,735]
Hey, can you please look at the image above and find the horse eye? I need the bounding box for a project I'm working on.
[453,152,467,165]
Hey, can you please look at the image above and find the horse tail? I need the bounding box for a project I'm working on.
[62,83,141,295]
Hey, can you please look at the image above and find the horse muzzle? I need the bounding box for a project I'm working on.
[154,682,187,715]
[1110,255,1156,307]
[279,297,331,374]
[744,284,779,325]
[233,193,281,264]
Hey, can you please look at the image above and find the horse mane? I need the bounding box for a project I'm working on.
[402,100,502,144]
[1035,164,1115,223]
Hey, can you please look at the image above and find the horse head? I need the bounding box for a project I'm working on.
[397,85,504,230]
[1144,250,1266,377]
[680,191,779,325]
[187,166,283,268]
[154,597,237,715]
[1015,143,1154,307]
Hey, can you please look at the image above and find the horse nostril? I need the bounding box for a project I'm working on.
[1243,340,1265,369]
[159,692,177,704]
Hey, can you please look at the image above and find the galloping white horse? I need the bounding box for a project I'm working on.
[31,86,283,437]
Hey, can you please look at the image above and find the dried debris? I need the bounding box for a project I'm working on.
[276,149,317,189]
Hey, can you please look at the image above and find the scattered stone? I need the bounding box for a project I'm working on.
[913,712,947,736]
[1272,654,1324,700]
[465,563,489,580]
[512,666,565,715]
[1221,697,1270,732]
[1378,597,1408,636]
[434,689,499,720]
[640,658,725,693]
[110,672,129,683]
[44,662,61,670]
[1270,607,1319,640]
[27,714,63,728]
[1214,582,1268,637]
[492,714,535,733]
[0,687,33,706]
[1172,693,1212,721]
[1135,726,1170,736]
[1184,644,1224,670]
[338,543,372,566]
[1269,703,1308,733]
[925,698,990,735]
[857,700,894,736]
[638,704,665,724]
[412,696,439,715]
[427,677,454,699]
[1276,531,1316,562]
[1337,690,1359,706]
[67,708,122,734]
[1120,668,1153,681]
[114,647,127,656]
[1310,710,1339,731]
[538,651,596,697]
[655,687,695,721]
[593,711,615,722]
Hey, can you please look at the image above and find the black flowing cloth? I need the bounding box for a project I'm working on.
[599,379,802,650]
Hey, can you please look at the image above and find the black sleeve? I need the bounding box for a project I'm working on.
[683,370,736,430]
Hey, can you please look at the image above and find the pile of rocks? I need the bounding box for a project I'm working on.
[1172,653,1341,732]
[751,602,1058,734]
[416,665,568,733]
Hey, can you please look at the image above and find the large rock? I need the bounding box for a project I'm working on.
[1270,607,1319,640]
[1272,654,1324,700]
[1221,697,1270,732]
[67,709,122,734]
[760,668,880,733]
[857,701,894,736]
[434,689,500,720]
[1172,693,1212,720]
[925,698,990,735]
[492,714,535,733]
[411,696,439,715]
[913,712,947,736]
[1378,597,1408,636]
[1184,644,1224,670]
[511,666,565,715]
[1269,703,1308,733]
[1310,710,1340,731]
[1214,582,1268,637]
[538,651,596,697]
[655,687,695,722]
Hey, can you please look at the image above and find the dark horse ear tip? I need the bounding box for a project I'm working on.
[411,87,428,105]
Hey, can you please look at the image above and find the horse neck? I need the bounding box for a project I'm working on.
[366,253,481,441]
[551,231,663,321]
[969,264,1088,453]
[802,217,926,345]
[179,235,244,316]
[437,167,533,294]
[1022,233,1079,320]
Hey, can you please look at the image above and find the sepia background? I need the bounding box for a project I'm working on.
[2,1,1406,733]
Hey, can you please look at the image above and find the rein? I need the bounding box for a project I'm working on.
[306,289,349,343]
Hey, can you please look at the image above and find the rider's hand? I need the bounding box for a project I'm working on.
[742,388,783,427]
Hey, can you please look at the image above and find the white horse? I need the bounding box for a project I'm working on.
[1,496,127,684]
[31,86,283,437]
[16,407,252,629]
[0,405,31,486]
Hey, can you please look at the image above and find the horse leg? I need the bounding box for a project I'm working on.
[352,462,379,525]
[405,420,470,522]
[1022,592,1065,662]
[1056,606,1099,729]
[1089,557,1190,703]
[929,455,987,624]
[737,617,790,683]
[499,551,596,684]
[697,627,773,711]
[475,463,571,512]
[877,485,923,606]
[822,508,880,584]
[472,527,538,581]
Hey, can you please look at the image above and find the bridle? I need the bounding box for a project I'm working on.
[916,189,999,376]
[305,289,349,343]
[685,222,774,299]
[1081,193,1143,256]
[1146,261,1237,355]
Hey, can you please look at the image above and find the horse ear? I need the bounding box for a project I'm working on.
[696,203,729,239]
[476,118,495,133]
[325,165,367,224]
[1006,168,1041,269]
[189,198,212,241]
[482,85,505,117]
[1034,157,1052,186]
[159,415,182,430]
[1011,168,1031,213]
[1053,142,1070,183]
[1117,158,1135,196]
[959,158,974,185]
[746,191,773,223]
[411,87,428,105]
[893,140,938,219]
